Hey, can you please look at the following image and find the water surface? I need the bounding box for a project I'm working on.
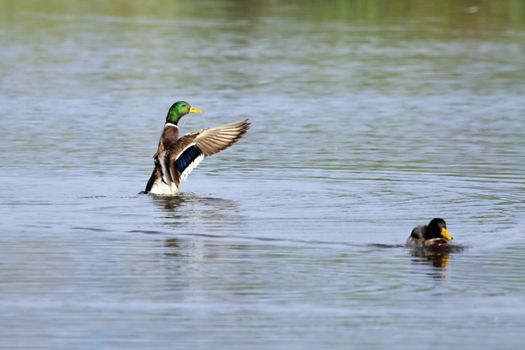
[1,1,525,349]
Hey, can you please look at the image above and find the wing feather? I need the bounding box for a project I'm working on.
[194,119,250,156]
[167,119,250,187]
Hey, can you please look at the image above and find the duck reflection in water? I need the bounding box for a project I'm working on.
[152,194,247,278]
[151,193,246,240]
[152,193,241,220]
[410,245,453,269]
[152,194,189,212]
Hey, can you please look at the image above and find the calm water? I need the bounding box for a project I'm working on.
[1,1,525,349]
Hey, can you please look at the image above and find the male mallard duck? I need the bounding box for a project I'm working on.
[144,101,250,195]
[406,218,454,248]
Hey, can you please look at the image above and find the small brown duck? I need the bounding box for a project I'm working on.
[406,218,454,248]
[144,101,250,195]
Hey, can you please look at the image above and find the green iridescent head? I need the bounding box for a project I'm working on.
[165,101,203,125]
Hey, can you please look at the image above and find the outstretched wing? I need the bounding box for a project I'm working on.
[169,119,250,186]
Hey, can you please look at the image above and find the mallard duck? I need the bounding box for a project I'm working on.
[406,218,454,248]
[144,101,250,195]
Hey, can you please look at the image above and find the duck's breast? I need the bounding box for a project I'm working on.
[161,125,180,150]
[149,177,179,195]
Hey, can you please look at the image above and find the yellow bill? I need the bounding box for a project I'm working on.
[441,227,453,240]
[189,107,203,114]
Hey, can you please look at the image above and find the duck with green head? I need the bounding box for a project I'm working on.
[145,101,250,195]
[407,218,454,248]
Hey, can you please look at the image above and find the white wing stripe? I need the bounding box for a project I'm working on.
[179,153,205,183]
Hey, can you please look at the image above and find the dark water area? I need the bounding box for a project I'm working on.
[1,1,525,349]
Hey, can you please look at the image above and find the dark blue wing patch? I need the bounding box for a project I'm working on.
[176,145,203,173]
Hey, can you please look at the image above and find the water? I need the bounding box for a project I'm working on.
[1,1,525,348]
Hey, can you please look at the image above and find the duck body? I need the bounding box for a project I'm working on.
[144,101,249,196]
[406,218,453,248]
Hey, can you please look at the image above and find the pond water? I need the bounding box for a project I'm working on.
[1,1,525,349]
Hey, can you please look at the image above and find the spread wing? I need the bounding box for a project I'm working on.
[168,119,250,186]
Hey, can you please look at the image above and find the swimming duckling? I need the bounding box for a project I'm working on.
[406,218,453,248]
